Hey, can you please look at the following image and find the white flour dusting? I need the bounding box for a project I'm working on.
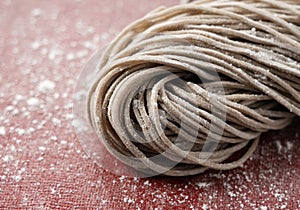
[0,126,6,136]
[31,8,42,17]
[38,80,56,93]
[26,97,40,106]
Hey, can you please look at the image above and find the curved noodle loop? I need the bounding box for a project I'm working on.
[87,0,300,176]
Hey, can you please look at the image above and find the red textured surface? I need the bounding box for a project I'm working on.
[0,0,299,209]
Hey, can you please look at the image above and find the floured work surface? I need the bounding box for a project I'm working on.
[0,0,299,209]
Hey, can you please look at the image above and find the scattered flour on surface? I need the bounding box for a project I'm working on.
[52,118,61,126]
[31,41,41,50]
[286,141,293,151]
[3,155,13,162]
[16,128,25,136]
[50,187,56,194]
[13,175,22,182]
[66,53,75,60]
[76,50,88,58]
[275,141,282,153]
[50,136,58,141]
[38,80,56,93]
[0,127,6,136]
[196,182,211,188]
[27,97,40,106]
[5,106,14,111]
[38,146,46,152]
[31,8,42,17]
[37,157,44,161]
[72,119,88,133]
[202,204,209,210]
[60,140,67,145]
[143,180,151,186]
[48,48,63,60]
[15,95,23,101]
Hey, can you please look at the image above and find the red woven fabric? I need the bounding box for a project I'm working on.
[0,0,299,209]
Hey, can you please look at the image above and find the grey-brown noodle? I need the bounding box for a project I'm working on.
[87,0,300,176]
